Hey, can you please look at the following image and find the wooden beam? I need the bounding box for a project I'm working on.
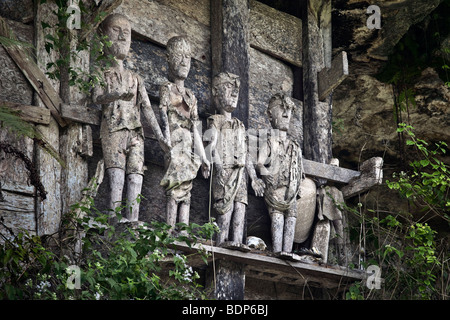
[342,157,384,198]
[302,158,360,184]
[302,0,332,173]
[211,0,250,125]
[318,51,348,101]
[61,103,101,125]
[0,100,51,125]
[249,0,302,67]
[0,16,66,127]
[172,241,365,289]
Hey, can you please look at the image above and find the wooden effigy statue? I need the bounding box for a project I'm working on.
[257,93,305,260]
[207,72,265,250]
[159,36,210,233]
[93,14,168,223]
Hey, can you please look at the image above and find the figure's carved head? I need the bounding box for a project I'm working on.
[267,93,295,131]
[99,13,131,60]
[166,36,191,81]
[212,72,240,113]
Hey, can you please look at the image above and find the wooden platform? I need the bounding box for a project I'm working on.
[172,241,366,290]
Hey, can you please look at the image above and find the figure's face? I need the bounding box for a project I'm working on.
[269,98,292,131]
[168,41,191,80]
[103,16,131,60]
[215,79,240,113]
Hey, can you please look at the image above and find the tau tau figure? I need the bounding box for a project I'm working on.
[159,36,210,233]
[257,93,305,260]
[207,72,265,251]
[93,14,168,223]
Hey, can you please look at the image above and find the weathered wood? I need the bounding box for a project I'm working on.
[341,157,384,198]
[249,0,302,67]
[318,51,348,101]
[0,190,35,241]
[118,0,302,67]
[215,259,245,300]
[35,1,62,236]
[0,19,34,106]
[211,0,250,125]
[302,0,332,173]
[61,103,101,125]
[115,0,210,63]
[0,131,35,195]
[0,16,66,127]
[302,158,360,184]
[0,100,51,125]
[172,241,365,289]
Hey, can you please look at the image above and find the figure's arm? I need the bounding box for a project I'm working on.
[158,84,172,148]
[139,78,170,153]
[191,99,210,178]
[92,73,134,104]
[246,145,265,197]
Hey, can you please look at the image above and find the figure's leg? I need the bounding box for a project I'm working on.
[106,167,125,220]
[270,210,284,253]
[126,173,143,222]
[166,197,178,230]
[283,216,297,253]
[216,200,234,246]
[178,201,190,236]
[332,219,348,265]
[232,202,246,244]
[282,206,298,253]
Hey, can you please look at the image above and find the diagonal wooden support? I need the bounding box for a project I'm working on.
[318,51,348,101]
[0,16,67,127]
[303,157,383,198]
[341,157,384,198]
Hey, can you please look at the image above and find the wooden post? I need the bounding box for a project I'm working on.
[210,0,250,300]
[34,1,62,236]
[211,0,250,125]
[302,0,333,181]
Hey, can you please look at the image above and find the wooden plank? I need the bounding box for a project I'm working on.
[0,191,36,241]
[118,0,302,66]
[35,2,62,236]
[211,0,250,125]
[318,51,349,101]
[115,0,210,63]
[249,0,302,67]
[302,158,360,184]
[0,16,67,127]
[61,103,101,125]
[342,157,384,198]
[302,0,332,183]
[0,100,51,125]
[172,241,365,289]
[0,130,35,195]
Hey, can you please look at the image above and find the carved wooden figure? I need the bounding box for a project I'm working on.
[257,93,304,260]
[93,14,167,223]
[207,72,265,250]
[159,36,210,233]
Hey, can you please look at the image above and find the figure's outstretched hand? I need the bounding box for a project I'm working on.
[251,178,265,197]
[160,138,172,154]
[121,91,135,101]
[201,158,211,179]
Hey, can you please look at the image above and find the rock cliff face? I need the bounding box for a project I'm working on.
[331,0,449,167]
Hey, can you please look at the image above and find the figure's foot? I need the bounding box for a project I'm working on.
[276,251,302,262]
